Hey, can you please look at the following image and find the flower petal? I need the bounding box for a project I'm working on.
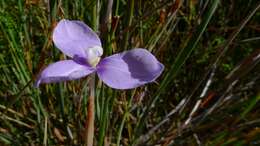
[53,19,102,59]
[35,60,95,87]
[96,48,164,89]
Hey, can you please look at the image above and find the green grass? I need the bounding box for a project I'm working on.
[0,0,260,145]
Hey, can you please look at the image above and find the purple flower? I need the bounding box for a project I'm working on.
[35,19,164,89]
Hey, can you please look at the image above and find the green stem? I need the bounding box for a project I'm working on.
[116,89,135,146]
[92,0,100,31]
[116,112,128,146]
[123,0,134,50]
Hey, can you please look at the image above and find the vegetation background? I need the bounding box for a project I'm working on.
[0,0,259,145]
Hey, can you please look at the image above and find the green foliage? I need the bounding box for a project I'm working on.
[0,0,259,145]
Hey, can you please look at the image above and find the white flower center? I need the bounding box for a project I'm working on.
[85,46,103,67]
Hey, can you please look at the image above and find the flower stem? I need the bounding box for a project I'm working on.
[85,0,99,145]
[85,74,95,146]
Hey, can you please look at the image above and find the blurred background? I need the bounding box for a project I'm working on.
[0,0,259,145]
